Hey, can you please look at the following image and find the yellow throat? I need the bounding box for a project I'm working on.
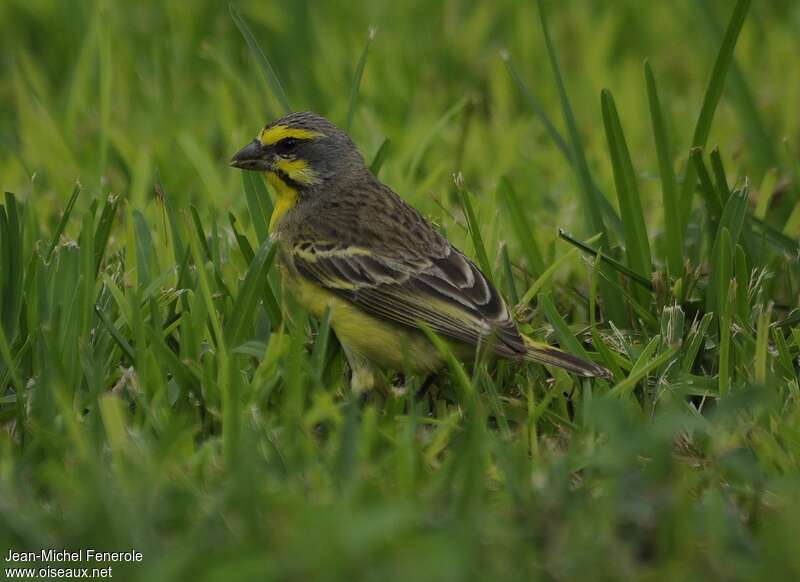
[264,158,321,232]
[265,171,298,233]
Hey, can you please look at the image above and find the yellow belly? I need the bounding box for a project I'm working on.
[285,269,444,374]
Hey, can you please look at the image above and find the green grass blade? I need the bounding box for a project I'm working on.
[95,304,135,362]
[558,229,653,291]
[46,182,81,261]
[772,327,796,379]
[345,27,375,132]
[691,148,723,226]
[754,302,772,385]
[310,306,333,386]
[734,244,749,322]
[755,169,777,220]
[706,223,732,320]
[1,193,23,343]
[783,201,800,237]
[645,61,682,277]
[600,89,652,304]
[627,335,661,378]
[455,177,494,285]
[710,148,731,203]
[536,0,605,242]
[678,0,751,229]
[243,171,270,244]
[681,312,714,373]
[97,6,111,182]
[189,205,212,260]
[229,4,291,114]
[334,395,361,486]
[516,246,580,313]
[608,341,678,399]
[498,178,545,277]
[77,210,96,342]
[594,264,659,329]
[539,290,591,361]
[0,314,25,443]
[517,234,605,314]
[590,253,625,380]
[408,96,468,180]
[228,213,281,328]
[225,238,278,347]
[419,323,475,406]
[156,178,186,264]
[500,244,519,306]
[229,212,255,263]
[369,138,391,177]
[502,51,624,238]
[706,188,748,314]
[697,0,778,178]
[748,214,800,255]
[93,193,119,276]
[185,215,225,352]
[537,0,630,325]
[502,51,570,159]
[719,282,734,397]
[133,210,154,288]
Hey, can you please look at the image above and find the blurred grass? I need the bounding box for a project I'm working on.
[1,0,800,580]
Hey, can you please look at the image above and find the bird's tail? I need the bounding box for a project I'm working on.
[522,336,612,379]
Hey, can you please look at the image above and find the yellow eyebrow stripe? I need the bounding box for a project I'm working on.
[259,125,324,145]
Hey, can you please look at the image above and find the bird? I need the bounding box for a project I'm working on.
[230,111,611,392]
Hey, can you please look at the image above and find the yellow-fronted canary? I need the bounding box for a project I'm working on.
[231,112,610,391]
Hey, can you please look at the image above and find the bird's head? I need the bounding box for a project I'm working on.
[230,111,365,192]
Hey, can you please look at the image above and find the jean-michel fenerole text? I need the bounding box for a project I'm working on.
[5,548,143,563]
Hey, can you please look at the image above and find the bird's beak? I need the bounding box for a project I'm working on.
[230,139,271,171]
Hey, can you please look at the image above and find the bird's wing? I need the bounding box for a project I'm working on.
[288,239,527,357]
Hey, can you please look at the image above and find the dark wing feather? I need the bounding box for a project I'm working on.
[290,241,526,357]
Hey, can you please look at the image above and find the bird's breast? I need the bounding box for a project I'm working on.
[278,260,443,374]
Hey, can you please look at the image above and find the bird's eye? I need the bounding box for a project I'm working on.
[275,137,300,154]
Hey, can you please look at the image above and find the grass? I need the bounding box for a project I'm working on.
[1,0,800,580]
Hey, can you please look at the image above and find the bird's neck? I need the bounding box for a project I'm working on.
[265,171,300,233]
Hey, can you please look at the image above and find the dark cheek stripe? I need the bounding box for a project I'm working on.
[274,168,305,191]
